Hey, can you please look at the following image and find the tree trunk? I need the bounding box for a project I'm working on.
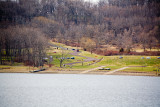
[143,46,146,52]
[60,60,63,68]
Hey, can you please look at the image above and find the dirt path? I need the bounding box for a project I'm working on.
[104,67,129,75]
[80,66,106,74]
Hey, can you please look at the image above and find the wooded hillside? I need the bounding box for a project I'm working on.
[0,0,160,65]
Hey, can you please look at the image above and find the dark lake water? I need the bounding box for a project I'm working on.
[0,73,160,107]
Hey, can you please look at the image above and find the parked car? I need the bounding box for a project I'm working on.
[157,57,160,59]
[141,57,144,59]
[72,49,75,50]
[66,57,70,59]
[106,68,111,70]
[71,57,75,59]
[146,57,151,59]
[119,56,123,59]
[77,49,79,52]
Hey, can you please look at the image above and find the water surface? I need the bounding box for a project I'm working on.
[0,74,160,107]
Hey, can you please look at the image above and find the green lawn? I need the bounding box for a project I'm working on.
[79,51,102,59]
[1,41,160,73]
[100,56,160,66]
[47,42,160,72]
[47,49,86,67]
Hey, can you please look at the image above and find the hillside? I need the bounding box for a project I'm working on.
[0,0,160,68]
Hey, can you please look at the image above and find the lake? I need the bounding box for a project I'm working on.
[0,73,160,107]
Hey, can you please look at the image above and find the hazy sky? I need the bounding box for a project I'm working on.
[84,0,100,3]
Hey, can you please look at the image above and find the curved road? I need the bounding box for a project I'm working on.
[65,50,98,65]
[49,43,99,66]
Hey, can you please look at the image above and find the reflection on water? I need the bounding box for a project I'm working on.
[0,74,160,107]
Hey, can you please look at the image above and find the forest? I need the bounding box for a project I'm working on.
[0,0,160,67]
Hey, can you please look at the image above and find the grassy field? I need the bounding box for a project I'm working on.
[121,66,156,72]
[0,42,160,75]
[47,42,160,73]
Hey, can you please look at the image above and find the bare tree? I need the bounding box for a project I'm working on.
[57,48,70,68]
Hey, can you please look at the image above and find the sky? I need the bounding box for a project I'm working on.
[84,0,100,3]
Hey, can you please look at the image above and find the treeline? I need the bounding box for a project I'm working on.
[0,0,160,65]
[0,26,47,66]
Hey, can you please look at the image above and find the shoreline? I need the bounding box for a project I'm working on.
[0,69,159,77]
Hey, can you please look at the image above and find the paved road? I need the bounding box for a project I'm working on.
[49,43,98,66]
[65,50,98,65]
[104,67,129,75]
